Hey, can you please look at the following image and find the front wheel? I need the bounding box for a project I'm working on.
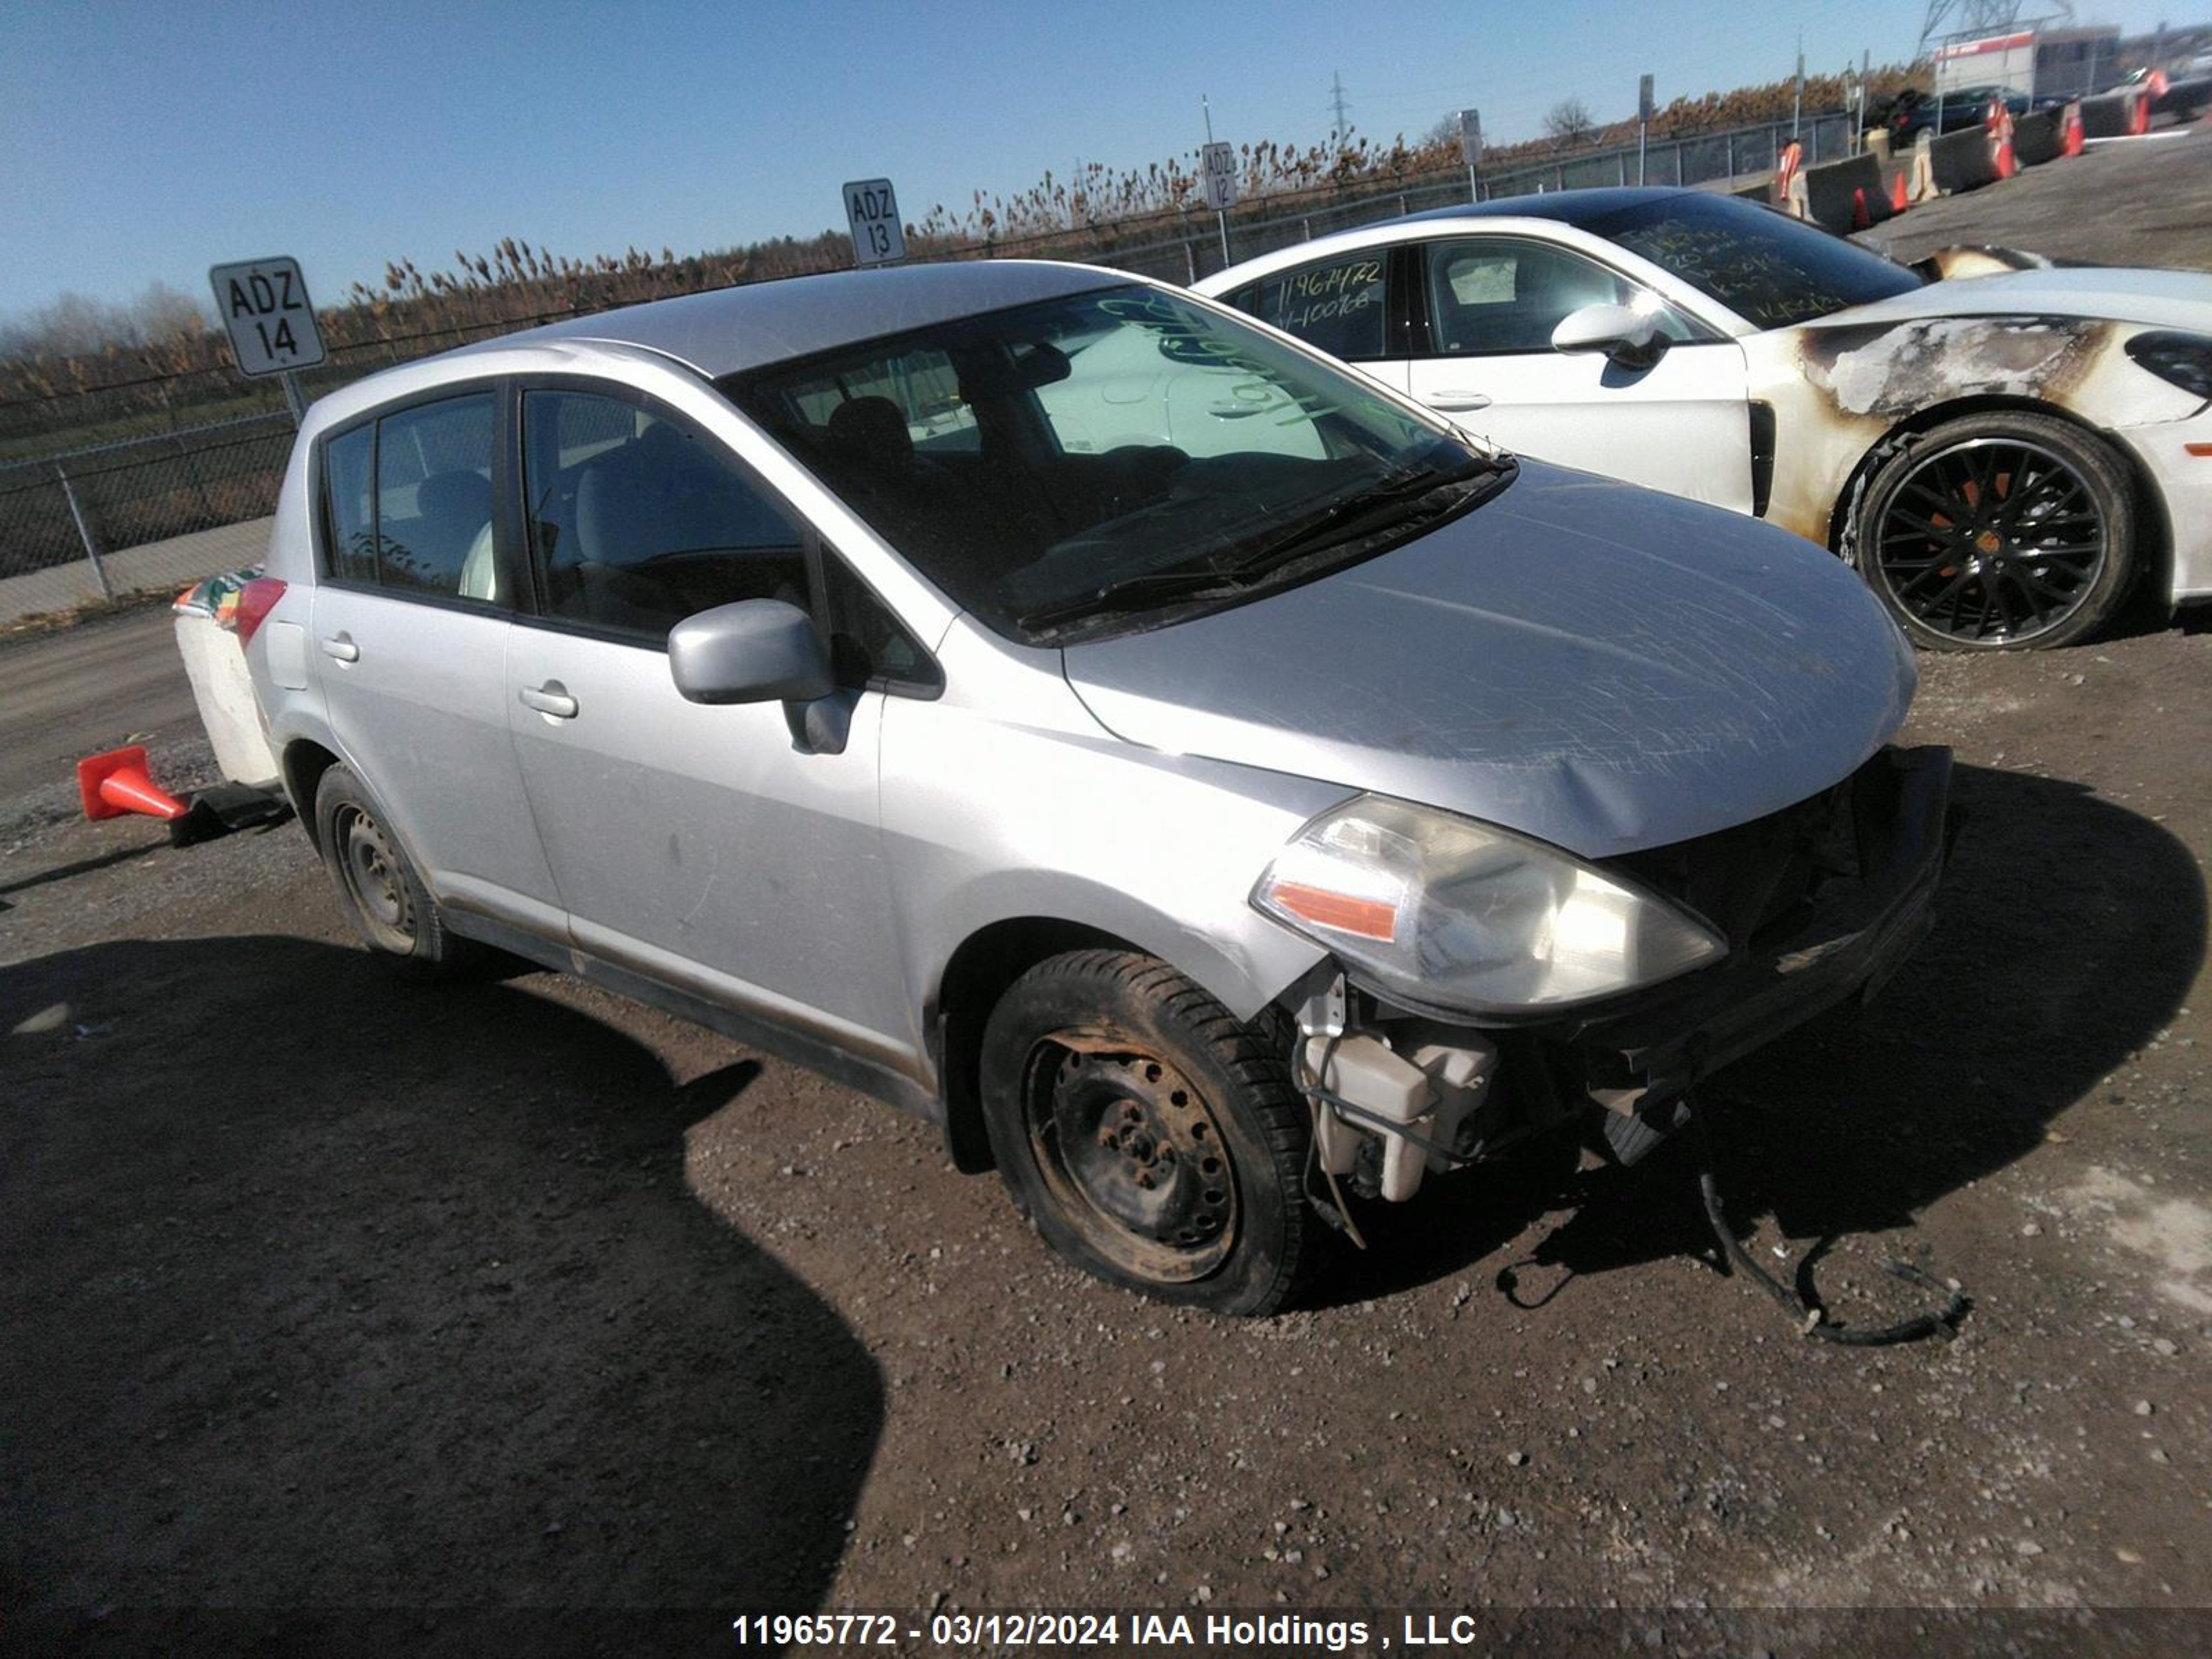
[977,950,1318,1316]
[1854,412,2138,650]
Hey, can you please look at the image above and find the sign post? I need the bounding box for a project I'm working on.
[208,256,326,424]
[842,178,906,266]
[1199,140,1238,264]
[1636,75,1654,184]
[1458,108,1483,200]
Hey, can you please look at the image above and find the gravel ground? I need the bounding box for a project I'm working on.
[8,137,2212,1659]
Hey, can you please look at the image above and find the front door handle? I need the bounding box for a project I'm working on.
[1429,390,1493,412]
[518,682,579,720]
[319,632,359,662]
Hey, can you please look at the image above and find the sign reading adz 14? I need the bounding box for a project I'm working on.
[209,257,328,377]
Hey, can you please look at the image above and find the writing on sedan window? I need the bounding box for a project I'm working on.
[1274,259,1385,337]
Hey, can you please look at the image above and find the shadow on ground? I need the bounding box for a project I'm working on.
[1313,762,2206,1309]
[1,936,883,1657]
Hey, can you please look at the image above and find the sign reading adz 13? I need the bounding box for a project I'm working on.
[844,179,906,266]
[209,257,328,376]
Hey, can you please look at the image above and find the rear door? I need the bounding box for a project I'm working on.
[309,386,564,930]
[502,383,924,1060]
[1401,234,1756,512]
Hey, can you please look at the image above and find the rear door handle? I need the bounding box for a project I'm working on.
[1428,390,1492,411]
[518,682,579,720]
[319,632,359,662]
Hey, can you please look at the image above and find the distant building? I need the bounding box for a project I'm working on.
[1933,24,2121,99]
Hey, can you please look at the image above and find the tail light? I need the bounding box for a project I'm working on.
[233,577,288,648]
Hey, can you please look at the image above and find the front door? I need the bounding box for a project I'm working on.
[502,384,915,1061]
[1402,234,1756,514]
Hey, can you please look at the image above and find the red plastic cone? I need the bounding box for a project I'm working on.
[2062,102,2084,156]
[76,745,187,823]
[1890,168,1910,211]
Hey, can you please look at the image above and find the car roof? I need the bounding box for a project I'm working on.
[1385,186,1702,232]
[443,259,1125,380]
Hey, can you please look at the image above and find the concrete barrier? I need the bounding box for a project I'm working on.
[1799,151,1893,232]
[2012,106,2063,167]
[2079,88,2138,138]
[1927,124,1999,195]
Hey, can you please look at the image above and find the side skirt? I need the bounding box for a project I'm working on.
[442,906,943,1125]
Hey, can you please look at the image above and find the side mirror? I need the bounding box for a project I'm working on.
[668,599,834,706]
[1550,301,1668,371]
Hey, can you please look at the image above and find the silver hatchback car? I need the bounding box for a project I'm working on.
[246,261,1949,1314]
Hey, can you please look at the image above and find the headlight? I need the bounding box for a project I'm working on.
[1251,795,1725,1016]
[2124,331,2212,402]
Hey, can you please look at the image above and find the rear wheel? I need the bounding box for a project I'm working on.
[314,765,482,980]
[1855,412,2137,651]
[978,950,1316,1316]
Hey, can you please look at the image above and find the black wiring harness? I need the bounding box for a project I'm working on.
[1687,1096,1971,1347]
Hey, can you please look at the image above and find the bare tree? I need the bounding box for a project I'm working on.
[1543,96,1597,147]
[1421,111,1462,149]
[131,281,213,344]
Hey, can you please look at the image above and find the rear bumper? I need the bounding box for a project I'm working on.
[1573,744,1953,1092]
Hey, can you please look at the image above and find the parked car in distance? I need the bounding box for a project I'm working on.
[1198,187,2212,650]
[1884,84,2061,143]
[243,261,1950,1314]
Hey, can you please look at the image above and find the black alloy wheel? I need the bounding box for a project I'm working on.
[1857,413,2137,651]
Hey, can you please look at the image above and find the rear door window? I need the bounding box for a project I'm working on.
[319,391,502,603]
[371,394,499,598]
[1232,251,1389,359]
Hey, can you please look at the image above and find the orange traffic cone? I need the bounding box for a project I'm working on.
[2062,102,2084,156]
[1890,167,1910,211]
[76,745,187,823]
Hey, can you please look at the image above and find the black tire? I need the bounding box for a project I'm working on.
[313,765,482,981]
[978,950,1316,1316]
[1853,411,2137,651]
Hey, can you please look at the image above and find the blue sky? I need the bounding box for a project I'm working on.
[0,0,2184,319]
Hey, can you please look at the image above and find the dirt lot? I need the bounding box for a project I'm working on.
[8,140,2212,1659]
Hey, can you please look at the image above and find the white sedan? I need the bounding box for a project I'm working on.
[1197,187,2212,650]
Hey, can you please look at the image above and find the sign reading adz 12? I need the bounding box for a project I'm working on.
[844,179,906,266]
[1200,141,1239,211]
[209,257,327,377]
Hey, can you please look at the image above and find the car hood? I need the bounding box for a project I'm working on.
[1060,461,1917,861]
[1823,267,2212,332]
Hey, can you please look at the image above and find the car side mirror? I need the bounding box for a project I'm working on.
[668,599,835,706]
[1551,302,1668,371]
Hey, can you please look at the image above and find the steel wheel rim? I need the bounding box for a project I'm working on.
[1872,436,2106,646]
[1022,1038,1237,1283]
[336,805,416,953]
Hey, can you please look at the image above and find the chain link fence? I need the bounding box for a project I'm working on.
[0,111,1845,626]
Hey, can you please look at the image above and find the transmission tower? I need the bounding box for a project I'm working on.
[1329,71,1351,147]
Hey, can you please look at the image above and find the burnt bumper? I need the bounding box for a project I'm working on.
[1575,744,1954,1096]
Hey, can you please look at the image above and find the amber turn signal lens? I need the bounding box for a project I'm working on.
[1266,880,1398,942]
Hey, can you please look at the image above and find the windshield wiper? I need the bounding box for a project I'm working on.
[1015,565,1249,632]
[1218,457,1500,579]
[1014,456,1506,636]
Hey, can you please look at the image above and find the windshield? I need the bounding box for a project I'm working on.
[722,283,1508,644]
[1587,193,1923,330]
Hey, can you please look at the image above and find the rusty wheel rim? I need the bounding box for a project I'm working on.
[1022,1039,1237,1283]
[335,805,416,954]
[1873,436,2106,645]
